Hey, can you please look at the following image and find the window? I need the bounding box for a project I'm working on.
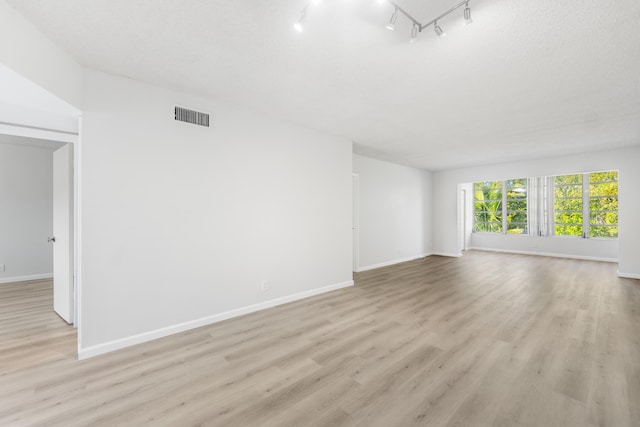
[473,179,528,234]
[554,174,583,237]
[506,179,527,234]
[552,172,618,238]
[474,181,502,233]
[472,170,618,238]
[589,171,618,238]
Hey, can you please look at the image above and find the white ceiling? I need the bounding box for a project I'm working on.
[7,0,640,170]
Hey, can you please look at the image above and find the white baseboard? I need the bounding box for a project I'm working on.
[431,252,463,258]
[0,273,53,284]
[469,247,618,263]
[357,253,432,272]
[78,279,354,360]
[617,271,640,280]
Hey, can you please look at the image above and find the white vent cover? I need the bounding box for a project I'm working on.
[174,106,210,127]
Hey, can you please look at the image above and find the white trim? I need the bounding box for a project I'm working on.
[617,271,640,280]
[77,279,354,360]
[469,246,618,263]
[431,252,463,258]
[74,117,82,332]
[358,253,432,272]
[0,123,78,143]
[352,173,359,273]
[0,273,53,284]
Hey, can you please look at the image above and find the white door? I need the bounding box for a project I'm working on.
[52,143,74,324]
[352,174,359,272]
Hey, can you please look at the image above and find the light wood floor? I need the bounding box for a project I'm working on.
[1,251,639,426]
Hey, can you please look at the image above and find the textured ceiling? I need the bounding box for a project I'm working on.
[7,0,640,170]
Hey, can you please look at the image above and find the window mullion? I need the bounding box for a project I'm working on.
[528,178,535,236]
[547,176,554,236]
[582,173,590,238]
[502,181,507,234]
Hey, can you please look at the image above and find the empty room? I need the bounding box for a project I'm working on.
[1,0,639,426]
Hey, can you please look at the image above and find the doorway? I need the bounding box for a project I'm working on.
[0,132,77,326]
[458,183,474,255]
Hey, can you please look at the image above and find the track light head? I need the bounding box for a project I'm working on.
[294,6,307,32]
[410,24,418,43]
[386,9,398,31]
[434,21,446,37]
[464,3,473,25]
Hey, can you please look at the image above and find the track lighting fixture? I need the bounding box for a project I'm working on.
[379,0,474,40]
[294,6,307,32]
[464,3,473,25]
[409,23,418,43]
[386,8,399,31]
[294,0,476,40]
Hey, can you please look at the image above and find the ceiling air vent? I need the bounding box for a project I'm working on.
[174,106,210,127]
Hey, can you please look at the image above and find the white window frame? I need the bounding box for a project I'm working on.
[550,172,618,239]
[472,172,618,239]
[473,178,530,235]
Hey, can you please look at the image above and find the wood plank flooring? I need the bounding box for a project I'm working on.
[1,251,639,426]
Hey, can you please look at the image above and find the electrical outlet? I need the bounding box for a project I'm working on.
[0,264,4,272]
[261,280,270,292]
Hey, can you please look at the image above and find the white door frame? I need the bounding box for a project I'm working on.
[0,123,81,330]
[352,173,360,273]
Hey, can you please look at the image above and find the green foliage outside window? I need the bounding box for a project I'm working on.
[589,171,618,238]
[506,179,527,234]
[554,172,618,238]
[474,171,617,238]
[474,181,502,233]
[554,174,583,236]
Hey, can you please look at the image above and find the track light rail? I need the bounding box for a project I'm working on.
[294,0,474,40]
[386,1,422,27]
[400,0,471,32]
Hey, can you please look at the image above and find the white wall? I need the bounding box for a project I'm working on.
[79,70,353,357]
[0,0,83,110]
[353,155,432,270]
[0,143,53,282]
[469,233,618,262]
[432,146,640,276]
[0,63,80,135]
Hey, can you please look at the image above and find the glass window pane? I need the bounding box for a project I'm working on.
[473,222,502,233]
[590,171,618,184]
[507,223,527,234]
[555,225,583,236]
[556,174,582,185]
[506,178,527,235]
[555,212,582,224]
[590,226,618,238]
[589,171,618,238]
[474,181,503,233]
[554,174,583,236]
[590,211,618,225]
